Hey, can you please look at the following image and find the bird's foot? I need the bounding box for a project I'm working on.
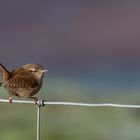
[29,97,38,106]
[9,96,13,103]
[0,81,3,86]
[34,98,38,106]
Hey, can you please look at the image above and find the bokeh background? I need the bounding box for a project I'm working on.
[0,0,140,140]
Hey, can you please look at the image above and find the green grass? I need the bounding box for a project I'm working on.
[0,79,140,140]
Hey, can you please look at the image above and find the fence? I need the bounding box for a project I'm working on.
[1,98,140,140]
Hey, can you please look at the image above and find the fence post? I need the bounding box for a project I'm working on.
[36,100,46,140]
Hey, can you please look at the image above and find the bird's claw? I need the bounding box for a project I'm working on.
[9,96,13,103]
[34,99,38,106]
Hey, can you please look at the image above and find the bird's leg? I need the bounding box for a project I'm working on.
[0,81,3,86]
[9,95,13,103]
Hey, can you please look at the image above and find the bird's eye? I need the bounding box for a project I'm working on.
[30,69,37,73]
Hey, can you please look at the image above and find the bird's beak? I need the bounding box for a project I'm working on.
[41,69,48,73]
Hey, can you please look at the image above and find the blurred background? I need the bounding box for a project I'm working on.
[0,0,140,140]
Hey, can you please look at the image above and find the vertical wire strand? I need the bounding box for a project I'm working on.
[37,106,41,140]
[36,100,45,140]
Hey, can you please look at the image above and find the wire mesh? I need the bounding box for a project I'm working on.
[1,98,140,140]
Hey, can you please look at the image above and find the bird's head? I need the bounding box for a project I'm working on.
[23,63,48,81]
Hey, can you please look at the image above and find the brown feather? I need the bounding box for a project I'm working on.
[0,63,46,100]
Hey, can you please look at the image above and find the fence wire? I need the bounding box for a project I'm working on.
[1,99,140,108]
[44,101,140,108]
[1,98,140,140]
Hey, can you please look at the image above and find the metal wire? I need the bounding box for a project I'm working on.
[0,99,140,108]
[37,106,41,140]
[36,100,45,140]
[1,98,140,140]
[45,102,140,108]
[0,99,34,104]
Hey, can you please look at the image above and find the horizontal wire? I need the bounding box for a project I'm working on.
[0,99,34,104]
[0,98,140,108]
[45,102,140,108]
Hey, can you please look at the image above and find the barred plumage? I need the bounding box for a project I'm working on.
[0,63,47,103]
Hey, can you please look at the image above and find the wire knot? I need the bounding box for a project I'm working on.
[36,99,46,107]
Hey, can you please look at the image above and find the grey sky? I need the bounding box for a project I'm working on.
[0,1,140,77]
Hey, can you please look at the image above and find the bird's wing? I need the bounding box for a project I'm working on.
[4,75,38,89]
[0,63,11,81]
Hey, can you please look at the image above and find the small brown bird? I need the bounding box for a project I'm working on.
[0,63,47,103]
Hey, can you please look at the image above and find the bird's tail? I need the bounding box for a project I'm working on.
[0,63,11,81]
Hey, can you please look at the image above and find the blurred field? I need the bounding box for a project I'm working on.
[0,1,140,140]
[0,78,140,140]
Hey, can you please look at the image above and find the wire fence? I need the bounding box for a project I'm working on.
[1,98,140,140]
